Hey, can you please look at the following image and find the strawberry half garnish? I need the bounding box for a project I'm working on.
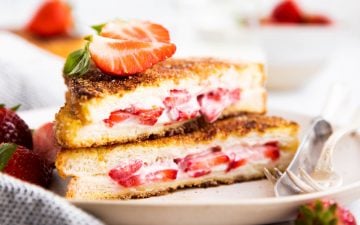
[89,35,176,75]
[63,20,176,77]
[98,20,171,43]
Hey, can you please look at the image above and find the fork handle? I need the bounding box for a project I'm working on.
[315,125,358,172]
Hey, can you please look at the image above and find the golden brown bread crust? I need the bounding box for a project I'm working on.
[64,58,264,101]
[57,114,298,156]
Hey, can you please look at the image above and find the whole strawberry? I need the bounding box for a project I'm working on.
[271,0,303,23]
[296,199,357,225]
[26,0,73,37]
[0,143,52,188]
[0,105,33,149]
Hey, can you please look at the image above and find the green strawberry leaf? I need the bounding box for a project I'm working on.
[0,143,17,171]
[10,104,21,111]
[91,23,106,34]
[63,42,91,77]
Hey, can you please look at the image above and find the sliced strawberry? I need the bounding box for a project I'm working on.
[104,106,164,127]
[176,147,230,178]
[32,122,61,164]
[197,88,241,122]
[115,169,177,188]
[26,0,73,37]
[89,35,176,75]
[100,20,171,43]
[163,89,200,122]
[104,110,131,127]
[264,142,280,161]
[116,174,143,188]
[271,0,303,23]
[145,169,177,182]
[109,159,143,182]
[163,90,191,108]
[0,143,53,188]
[226,159,247,172]
[135,108,164,126]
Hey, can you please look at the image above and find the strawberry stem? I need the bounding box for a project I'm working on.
[91,23,106,34]
[10,104,21,111]
[0,143,17,171]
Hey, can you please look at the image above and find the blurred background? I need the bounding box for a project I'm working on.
[0,0,359,114]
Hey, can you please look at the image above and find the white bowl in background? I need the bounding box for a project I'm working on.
[190,25,342,90]
[257,25,341,90]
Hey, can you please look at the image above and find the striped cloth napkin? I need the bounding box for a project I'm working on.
[0,173,104,225]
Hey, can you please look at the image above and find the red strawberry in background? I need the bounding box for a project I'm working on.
[271,0,303,23]
[296,199,357,225]
[303,15,332,25]
[268,0,332,25]
[26,0,73,37]
[0,143,53,188]
[32,122,61,164]
[0,105,33,150]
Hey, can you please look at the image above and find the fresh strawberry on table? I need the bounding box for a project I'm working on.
[0,143,53,188]
[26,0,73,37]
[296,199,357,225]
[33,122,61,164]
[0,104,33,149]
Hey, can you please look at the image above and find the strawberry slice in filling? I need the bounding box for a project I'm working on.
[104,106,164,127]
[104,87,240,127]
[108,141,281,188]
[163,89,200,122]
[197,88,241,122]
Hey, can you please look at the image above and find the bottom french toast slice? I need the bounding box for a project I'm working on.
[56,114,299,200]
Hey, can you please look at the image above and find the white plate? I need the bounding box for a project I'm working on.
[20,108,360,225]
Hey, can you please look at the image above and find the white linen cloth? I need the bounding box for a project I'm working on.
[0,31,66,110]
[0,173,104,225]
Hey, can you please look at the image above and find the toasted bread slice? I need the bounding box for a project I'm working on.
[56,115,299,200]
[56,58,266,148]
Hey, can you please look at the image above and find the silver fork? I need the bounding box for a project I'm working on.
[266,84,351,196]
[290,107,360,192]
